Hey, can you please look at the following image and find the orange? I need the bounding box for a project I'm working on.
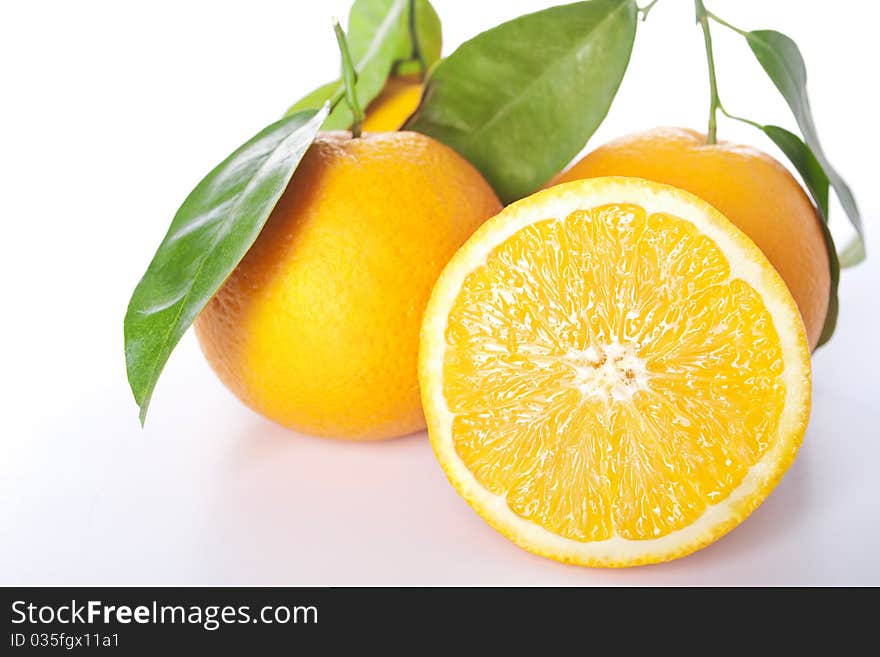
[361,75,423,132]
[420,177,811,566]
[196,131,501,439]
[552,127,830,349]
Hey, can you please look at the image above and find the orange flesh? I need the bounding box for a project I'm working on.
[442,204,786,541]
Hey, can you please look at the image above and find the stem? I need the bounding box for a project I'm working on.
[719,104,763,130]
[706,10,748,36]
[329,88,346,112]
[695,0,720,144]
[408,0,426,75]
[637,0,660,22]
[333,18,364,138]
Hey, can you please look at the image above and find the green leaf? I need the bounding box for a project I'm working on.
[349,0,441,67]
[284,81,340,120]
[763,125,829,218]
[762,124,838,347]
[814,218,841,348]
[746,28,864,266]
[406,0,637,203]
[124,105,329,424]
[285,0,442,128]
[839,238,865,267]
[355,0,442,74]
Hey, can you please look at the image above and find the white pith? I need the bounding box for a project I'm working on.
[420,177,810,564]
[564,341,650,402]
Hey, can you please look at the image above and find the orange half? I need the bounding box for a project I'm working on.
[419,177,811,566]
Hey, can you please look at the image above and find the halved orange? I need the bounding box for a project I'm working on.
[419,177,811,567]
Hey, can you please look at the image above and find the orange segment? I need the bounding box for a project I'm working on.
[420,177,810,566]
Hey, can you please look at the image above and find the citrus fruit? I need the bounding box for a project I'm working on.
[420,177,811,566]
[552,127,830,349]
[196,131,501,440]
[361,75,423,132]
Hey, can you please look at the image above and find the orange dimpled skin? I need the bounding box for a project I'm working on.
[553,127,830,349]
[195,131,502,439]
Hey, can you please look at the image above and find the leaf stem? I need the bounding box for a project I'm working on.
[333,18,364,138]
[637,0,660,22]
[706,10,747,37]
[718,104,763,130]
[329,88,346,112]
[408,0,426,75]
[695,0,720,144]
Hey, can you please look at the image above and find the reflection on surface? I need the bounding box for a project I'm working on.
[202,411,821,584]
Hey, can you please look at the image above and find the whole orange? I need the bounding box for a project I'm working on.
[361,75,423,132]
[195,131,501,439]
[552,127,830,349]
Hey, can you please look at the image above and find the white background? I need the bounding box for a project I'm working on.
[2,0,878,585]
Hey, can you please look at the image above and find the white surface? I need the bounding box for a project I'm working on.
[1,0,878,585]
